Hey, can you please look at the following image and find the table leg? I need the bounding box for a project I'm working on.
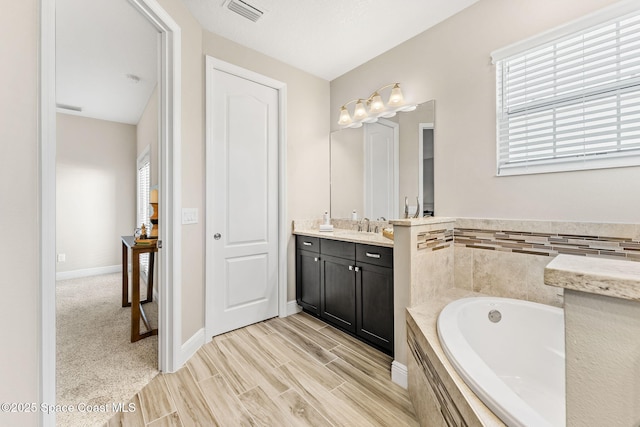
[131,250,141,342]
[122,241,129,307]
[144,251,155,304]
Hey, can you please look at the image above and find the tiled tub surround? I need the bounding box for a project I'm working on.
[545,255,640,426]
[407,289,505,427]
[397,218,640,426]
[454,227,640,261]
[391,217,457,385]
[452,219,640,308]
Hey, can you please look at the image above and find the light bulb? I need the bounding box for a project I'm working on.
[369,93,384,114]
[353,100,368,121]
[388,83,404,107]
[338,106,352,126]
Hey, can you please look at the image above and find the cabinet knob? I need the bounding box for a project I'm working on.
[354,266,360,272]
[348,265,353,271]
[314,257,319,262]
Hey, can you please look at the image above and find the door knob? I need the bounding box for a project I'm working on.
[214,233,221,240]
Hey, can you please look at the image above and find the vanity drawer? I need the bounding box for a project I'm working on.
[296,235,320,253]
[321,239,355,259]
[356,244,393,268]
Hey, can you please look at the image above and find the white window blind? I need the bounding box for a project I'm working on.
[496,8,640,175]
[137,152,150,272]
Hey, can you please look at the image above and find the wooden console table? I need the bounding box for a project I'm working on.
[121,236,158,342]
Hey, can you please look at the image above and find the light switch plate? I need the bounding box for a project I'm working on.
[182,208,198,225]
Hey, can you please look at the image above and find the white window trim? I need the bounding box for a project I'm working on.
[492,0,640,176]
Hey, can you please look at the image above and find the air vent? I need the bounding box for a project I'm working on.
[226,0,264,22]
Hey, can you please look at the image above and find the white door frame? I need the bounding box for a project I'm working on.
[417,122,435,216]
[204,56,288,340]
[39,1,182,425]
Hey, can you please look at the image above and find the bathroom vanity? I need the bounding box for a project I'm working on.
[295,232,394,355]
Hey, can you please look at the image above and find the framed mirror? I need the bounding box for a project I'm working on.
[330,100,435,220]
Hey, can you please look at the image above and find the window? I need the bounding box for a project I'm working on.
[493,6,640,175]
[137,149,150,272]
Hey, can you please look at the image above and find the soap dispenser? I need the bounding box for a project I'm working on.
[319,210,333,232]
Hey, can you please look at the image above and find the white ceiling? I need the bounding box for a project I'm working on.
[56,0,158,125]
[183,0,480,81]
[56,0,479,125]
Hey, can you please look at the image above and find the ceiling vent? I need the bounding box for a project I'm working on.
[225,0,264,22]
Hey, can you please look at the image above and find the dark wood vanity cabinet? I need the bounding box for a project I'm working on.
[355,244,394,352]
[295,236,320,315]
[296,236,394,355]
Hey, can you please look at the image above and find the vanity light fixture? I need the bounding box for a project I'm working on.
[337,83,417,128]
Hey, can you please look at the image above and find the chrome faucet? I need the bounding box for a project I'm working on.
[362,218,371,232]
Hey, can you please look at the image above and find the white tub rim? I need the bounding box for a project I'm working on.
[437,296,563,427]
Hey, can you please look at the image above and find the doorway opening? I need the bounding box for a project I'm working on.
[40,0,182,425]
[418,123,435,217]
[422,127,435,216]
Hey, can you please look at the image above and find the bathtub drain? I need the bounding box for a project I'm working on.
[488,309,502,323]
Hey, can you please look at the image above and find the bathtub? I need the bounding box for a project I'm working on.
[437,297,565,427]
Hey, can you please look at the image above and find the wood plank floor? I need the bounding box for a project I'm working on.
[106,312,419,426]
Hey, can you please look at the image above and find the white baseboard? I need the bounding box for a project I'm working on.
[56,264,121,281]
[179,327,205,367]
[285,300,302,317]
[178,302,298,367]
[392,360,408,389]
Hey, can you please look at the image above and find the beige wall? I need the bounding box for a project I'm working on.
[330,0,640,223]
[56,114,137,273]
[0,0,40,425]
[155,0,207,342]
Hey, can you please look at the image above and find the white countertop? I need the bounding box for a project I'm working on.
[544,254,640,302]
[293,228,393,248]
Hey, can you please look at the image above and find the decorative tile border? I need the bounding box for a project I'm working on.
[408,325,468,427]
[453,228,640,261]
[417,229,454,252]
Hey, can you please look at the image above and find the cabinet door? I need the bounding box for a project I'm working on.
[296,249,320,314]
[356,262,394,354]
[320,254,356,333]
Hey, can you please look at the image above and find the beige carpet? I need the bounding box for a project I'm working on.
[56,273,158,427]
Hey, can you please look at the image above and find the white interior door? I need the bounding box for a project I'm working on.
[206,65,279,337]
[364,120,399,220]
